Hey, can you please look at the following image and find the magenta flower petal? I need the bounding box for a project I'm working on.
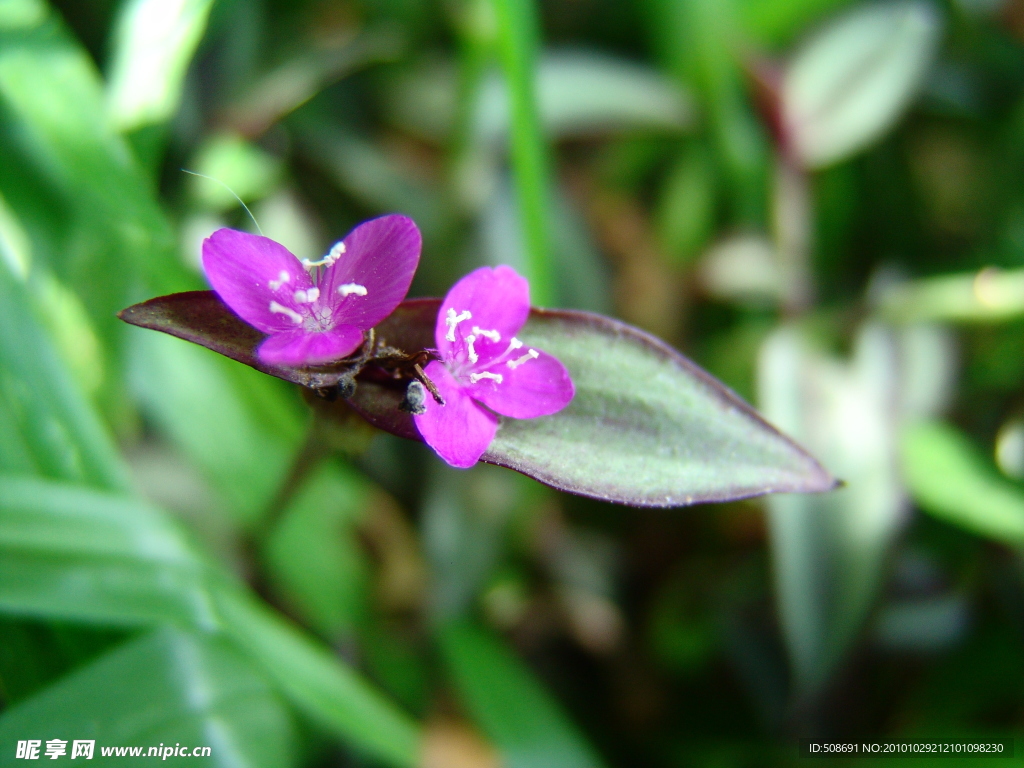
[320,214,422,329]
[202,229,314,333]
[469,351,575,419]
[413,361,499,468]
[257,325,364,366]
[433,265,530,357]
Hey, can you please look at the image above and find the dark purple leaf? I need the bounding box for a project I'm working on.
[118,291,362,388]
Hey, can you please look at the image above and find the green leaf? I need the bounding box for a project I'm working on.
[128,328,302,524]
[0,4,190,345]
[214,587,420,768]
[0,617,125,705]
[902,421,1024,546]
[385,50,694,144]
[0,187,31,278]
[360,619,430,716]
[741,0,857,47]
[648,0,768,224]
[492,0,555,306]
[529,50,694,136]
[877,268,1024,325]
[655,141,716,266]
[0,475,421,765]
[422,463,532,622]
[222,27,403,137]
[0,0,46,30]
[119,293,836,506]
[33,272,105,397]
[106,0,215,131]
[0,262,128,491]
[439,620,605,768]
[0,628,297,768]
[758,323,908,696]
[0,474,217,628]
[264,462,370,640]
[782,0,941,169]
[293,121,455,249]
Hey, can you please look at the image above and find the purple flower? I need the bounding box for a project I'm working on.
[202,215,421,366]
[413,265,574,468]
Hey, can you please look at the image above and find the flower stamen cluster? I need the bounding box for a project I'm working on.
[261,257,367,334]
[413,265,574,467]
[445,311,541,385]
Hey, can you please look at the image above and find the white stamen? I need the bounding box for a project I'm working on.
[269,270,290,290]
[507,349,540,369]
[445,308,472,342]
[466,335,479,364]
[472,326,501,342]
[480,337,526,370]
[293,287,320,304]
[269,301,302,324]
[337,283,368,297]
[301,241,346,270]
[469,371,503,384]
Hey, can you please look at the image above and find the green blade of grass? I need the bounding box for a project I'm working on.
[491,0,554,306]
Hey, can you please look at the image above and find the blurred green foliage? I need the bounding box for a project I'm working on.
[2,0,1024,765]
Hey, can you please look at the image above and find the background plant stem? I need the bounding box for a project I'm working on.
[491,0,555,306]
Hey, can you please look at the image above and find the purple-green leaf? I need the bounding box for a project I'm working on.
[119,291,837,506]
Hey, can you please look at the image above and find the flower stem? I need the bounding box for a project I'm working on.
[772,155,813,316]
[450,0,493,168]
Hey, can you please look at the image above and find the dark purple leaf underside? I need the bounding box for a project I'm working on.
[118,290,413,389]
[119,291,836,506]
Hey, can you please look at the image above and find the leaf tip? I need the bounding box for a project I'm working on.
[116,303,138,324]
